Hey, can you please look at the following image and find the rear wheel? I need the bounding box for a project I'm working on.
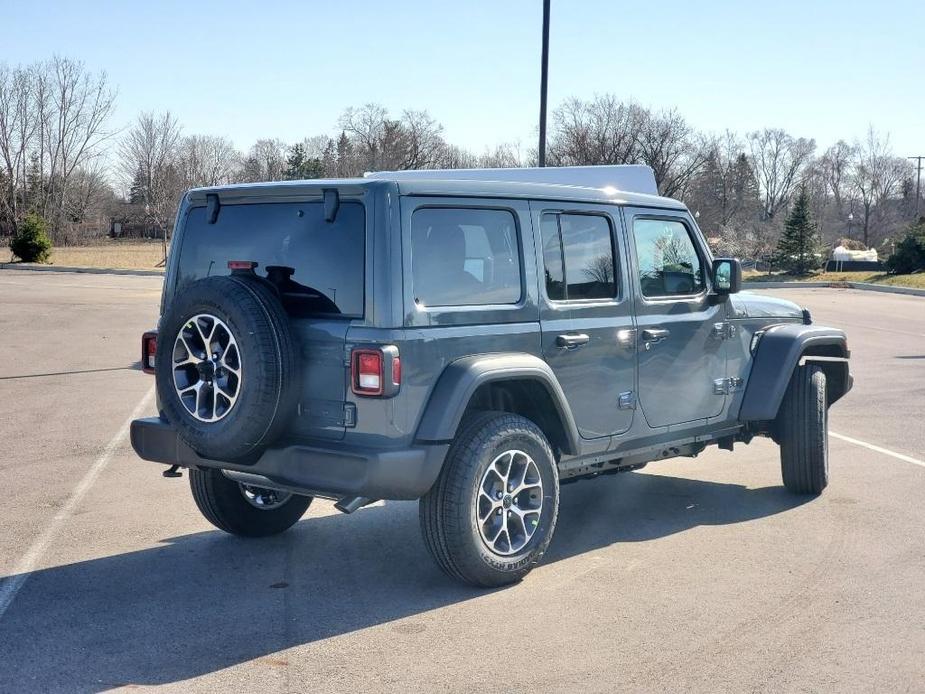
[189,468,312,537]
[777,365,829,495]
[420,412,559,587]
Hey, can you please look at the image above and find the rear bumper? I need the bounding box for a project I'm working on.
[130,417,448,500]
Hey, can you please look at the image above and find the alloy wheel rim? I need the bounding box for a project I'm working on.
[172,313,242,422]
[476,449,544,556]
[239,484,292,510]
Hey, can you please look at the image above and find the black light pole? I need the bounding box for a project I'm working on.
[538,0,550,167]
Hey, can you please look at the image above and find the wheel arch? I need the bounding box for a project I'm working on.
[414,353,581,456]
[739,324,852,423]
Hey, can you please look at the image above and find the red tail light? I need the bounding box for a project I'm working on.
[141,330,158,374]
[227,260,257,271]
[354,350,383,394]
[351,346,400,397]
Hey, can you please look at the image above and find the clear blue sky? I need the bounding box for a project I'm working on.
[4,0,923,156]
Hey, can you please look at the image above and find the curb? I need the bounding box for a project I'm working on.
[746,280,925,297]
[0,263,163,277]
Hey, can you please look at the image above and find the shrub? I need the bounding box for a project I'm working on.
[9,213,52,263]
[886,220,925,275]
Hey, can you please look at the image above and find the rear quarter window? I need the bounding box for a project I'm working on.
[175,200,365,318]
[410,207,521,307]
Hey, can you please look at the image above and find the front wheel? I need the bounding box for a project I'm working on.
[189,468,312,537]
[777,365,829,495]
[419,412,559,587]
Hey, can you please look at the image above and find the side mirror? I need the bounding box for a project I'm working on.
[712,258,742,295]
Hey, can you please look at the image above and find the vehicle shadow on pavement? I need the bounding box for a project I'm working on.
[0,471,809,690]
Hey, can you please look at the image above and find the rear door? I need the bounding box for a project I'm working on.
[532,202,636,438]
[625,208,726,428]
[173,197,367,440]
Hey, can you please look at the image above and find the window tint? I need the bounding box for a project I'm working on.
[634,218,704,298]
[177,201,365,317]
[541,213,565,300]
[411,208,521,306]
[541,213,616,301]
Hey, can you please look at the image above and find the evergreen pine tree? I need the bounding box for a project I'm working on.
[285,144,306,180]
[775,186,821,275]
[129,165,147,205]
[335,131,354,176]
[25,153,44,213]
[285,144,325,180]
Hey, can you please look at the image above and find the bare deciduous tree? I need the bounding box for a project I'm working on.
[339,104,448,172]
[851,128,911,246]
[37,57,116,236]
[583,254,614,285]
[819,140,855,213]
[636,108,708,198]
[438,144,478,169]
[547,95,643,166]
[747,128,815,219]
[177,134,239,188]
[0,65,36,229]
[118,111,182,239]
[0,57,115,239]
[546,96,706,197]
[240,138,287,182]
[477,142,525,168]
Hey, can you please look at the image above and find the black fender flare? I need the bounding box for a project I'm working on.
[739,324,851,422]
[414,353,581,455]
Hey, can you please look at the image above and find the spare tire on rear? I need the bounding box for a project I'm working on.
[155,275,300,462]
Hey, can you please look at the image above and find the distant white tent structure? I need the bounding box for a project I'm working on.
[832,245,878,263]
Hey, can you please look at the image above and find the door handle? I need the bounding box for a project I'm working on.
[556,333,590,349]
[641,328,670,350]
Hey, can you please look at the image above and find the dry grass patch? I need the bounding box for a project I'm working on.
[744,269,925,289]
[43,242,166,271]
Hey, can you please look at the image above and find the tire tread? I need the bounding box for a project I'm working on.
[420,412,559,587]
[779,365,828,495]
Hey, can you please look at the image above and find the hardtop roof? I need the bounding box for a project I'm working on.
[185,176,687,211]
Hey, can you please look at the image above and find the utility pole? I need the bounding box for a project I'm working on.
[538,0,551,167]
[910,156,924,218]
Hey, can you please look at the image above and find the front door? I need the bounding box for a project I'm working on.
[625,209,727,428]
[533,203,636,439]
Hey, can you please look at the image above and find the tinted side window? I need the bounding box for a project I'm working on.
[541,213,617,301]
[177,201,365,317]
[633,218,704,298]
[411,208,521,306]
[541,213,565,300]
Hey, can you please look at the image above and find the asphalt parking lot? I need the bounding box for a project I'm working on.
[0,269,923,693]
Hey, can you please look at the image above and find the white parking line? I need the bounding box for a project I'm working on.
[0,387,155,621]
[831,431,925,468]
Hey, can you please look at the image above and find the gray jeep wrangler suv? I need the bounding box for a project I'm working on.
[131,166,852,587]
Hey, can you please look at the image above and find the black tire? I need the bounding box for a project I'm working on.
[778,365,829,495]
[420,412,559,587]
[189,468,312,537]
[156,275,300,461]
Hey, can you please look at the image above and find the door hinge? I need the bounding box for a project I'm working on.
[343,402,357,427]
[711,322,737,340]
[618,391,636,410]
[713,377,744,394]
